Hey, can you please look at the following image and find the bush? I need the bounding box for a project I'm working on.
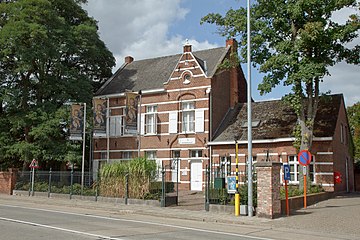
[15,180,96,196]
[99,157,157,199]
[209,188,229,205]
[238,182,257,207]
[280,184,324,199]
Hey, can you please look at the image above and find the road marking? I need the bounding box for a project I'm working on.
[0,204,273,240]
[0,216,124,240]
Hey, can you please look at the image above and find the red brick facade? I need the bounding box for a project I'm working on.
[93,40,354,193]
[209,96,354,193]
[93,40,247,191]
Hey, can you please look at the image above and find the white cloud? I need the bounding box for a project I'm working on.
[84,0,218,69]
[323,62,360,106]
[328,6,360,106]
[83,1,359,106]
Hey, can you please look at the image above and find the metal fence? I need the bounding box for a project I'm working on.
[14,169,174,203]
[15,170,97,198]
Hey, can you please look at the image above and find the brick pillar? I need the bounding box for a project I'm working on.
[255,162,282,218]
[0,169,17,195]
[9,168,18,195]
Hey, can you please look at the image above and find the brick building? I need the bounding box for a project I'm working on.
[209,94,354,192]
[92,39,354,192]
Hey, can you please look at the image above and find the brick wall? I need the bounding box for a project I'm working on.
[332,97,354,192]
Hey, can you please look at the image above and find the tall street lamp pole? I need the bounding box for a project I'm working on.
[81,103,86,195]
[247,0,253,217]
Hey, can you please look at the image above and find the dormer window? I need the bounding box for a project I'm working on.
[241,120,261,128]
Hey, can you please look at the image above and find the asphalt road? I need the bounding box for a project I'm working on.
[0,203,272,240]
[0,194,359,240]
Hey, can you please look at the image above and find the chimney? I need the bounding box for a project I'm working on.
[226,38,238,51]
[183,39,192,53]
[226,39,240,108]
[125,56,134,64]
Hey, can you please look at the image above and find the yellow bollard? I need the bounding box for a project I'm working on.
[235,193,240,216]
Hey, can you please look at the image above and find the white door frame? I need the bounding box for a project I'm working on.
[191,160,203,191]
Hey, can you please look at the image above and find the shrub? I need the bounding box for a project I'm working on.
[99,157,157,199]
[239,182,257,207]
[280,184,324,199]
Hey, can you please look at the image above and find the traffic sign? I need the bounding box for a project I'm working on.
[29,159,39,169]
[303,166,307,175]
[298,150,312,166]
[283,164,290,181]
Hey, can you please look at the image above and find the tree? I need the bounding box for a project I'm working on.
[0,0,115,169]
[201,0,359,186]
[347,102,360,167]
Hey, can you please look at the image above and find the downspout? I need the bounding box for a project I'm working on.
[106,98,110,163]
[346,157,349,192]
[138,91,142,157]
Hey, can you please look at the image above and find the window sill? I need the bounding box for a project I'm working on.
[144,133,157,136]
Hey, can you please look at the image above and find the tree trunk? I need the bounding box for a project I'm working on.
[298,103,315,190]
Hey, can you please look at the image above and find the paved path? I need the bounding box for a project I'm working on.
[1,192,359,239]
[267,193,360,237]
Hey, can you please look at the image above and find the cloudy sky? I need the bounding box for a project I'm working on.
[83,0,359,106]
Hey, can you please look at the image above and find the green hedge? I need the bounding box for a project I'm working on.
[15,181,96,196]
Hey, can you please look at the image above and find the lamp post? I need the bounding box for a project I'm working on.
[161,166,166,207]
[81,103,86,196]
[247,0,254,217]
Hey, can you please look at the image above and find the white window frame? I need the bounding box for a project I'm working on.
[189,150,202,158]
[288,155,316,183]
[100,152,107,160]
[121,151,133,161]
[145,151,157,160]
[109,116,123,137]
[172,150,181,183]
[145,105,157,135]
[182,102,195,133]
[145,151,161,181]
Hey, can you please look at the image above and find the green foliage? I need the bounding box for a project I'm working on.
[202,0,360,154]
[99,157,157,199]
[280,184,324,199]
[209,188,229,205]
[238,182,257,207]
[218,52,241,70]
[347,102,360,163]
[0,0,115,167]
[15,181,96,196]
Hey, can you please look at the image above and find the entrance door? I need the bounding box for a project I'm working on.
[191,160,203,191]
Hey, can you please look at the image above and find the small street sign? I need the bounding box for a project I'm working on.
[29,159,39,169]
[283,164,291,181]
[303,166,307,175]
[298,150,312,166]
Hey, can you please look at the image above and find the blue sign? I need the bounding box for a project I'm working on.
[298,150,312,166]
[227,176,236,193]
[283,164,290,181]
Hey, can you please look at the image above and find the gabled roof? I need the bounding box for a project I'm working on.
[212,94,343,142]
[95,47,229,96]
